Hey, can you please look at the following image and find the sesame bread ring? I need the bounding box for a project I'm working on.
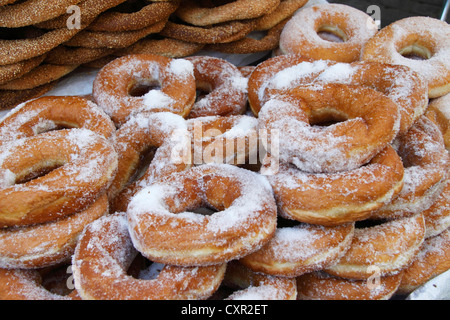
[107,112,191,208]
[325,213,426,280]
[206,18,288,54]
[44,46,116,66]
[0,96,115,145]
[0,268,80,300]
[93,54,196,127]
[0,81,56,110]
[0,0,84,28]
[72,212,227,300]
[0,129,118,228]
[36,0,128,30]
[87,0,179,32]
[114,36,204,58]
[239,220,355,277]
[0,194,108,269]
[279,4,377,62]
[263,145,404,226]
[175,0,280,27]
[64,19,167,49]
[426,93,450,151]
[127,164,277,266]
[159,19,255,44]
[253,0,308,31]
[0,64,78,91]
[0,27,80,66]
[221,261,297,300]
[296,270,403,300]
[0,54,46,85]
[248,54,428,134]
[362,16,450,98]
[258,84,400,173]
[185,56,248,118]
[371,116,449,219]
[397,228,450,295]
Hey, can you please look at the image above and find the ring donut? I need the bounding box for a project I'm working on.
[126,164,277,266]
[72,212,227,300]
[279,4,378,62]
[422,180,450,239]
[0,96,116,145]
[107,112,191,210]
[185,56,248,118]
[263,145,404,226]
[258,84,400,173]
[0,129,118,228]
[174,0,280,27]
[248,54,428,134]
[296,270,404,300]
[239,219,355,277]
[426,93,450,151]
[362,16,450,98]
[397,228,450,295]
[371,116,449,219]
[0,194,108,269]
[0,268,80,300]
[324,213,426,280]
[93,54,196,127]
[220,261,297,300]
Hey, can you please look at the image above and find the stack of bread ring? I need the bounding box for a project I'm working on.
[0,1,449,300]
[0,0,310,110]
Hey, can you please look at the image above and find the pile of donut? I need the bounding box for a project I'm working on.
[0,2,448,300]
[0,0,309,110]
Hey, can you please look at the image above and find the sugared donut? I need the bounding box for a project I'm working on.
[239,219,355,277]
[72,212,227,300]
[221,261,297,300]
[263,145,404,226]
[0,194,108,269]
[248,54,428,134]
[279,4,378,62]
[296,270,404,300]
[0,96,116,145]
[258,84,400,173]
[426,93,450,151]
[187,115,259,166]
[0,129,118,228]
[422,180,450,239]
[127,164,277,266]
[324,213,426,280]
[185,56,248,118]
[92,54,196,127]
[362,16,450,98]
[371,116,449,219]
[397,228,450,295]
[107,112,191,208]
[0,268,80,300]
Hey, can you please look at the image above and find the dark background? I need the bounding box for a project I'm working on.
[329,0,449,27]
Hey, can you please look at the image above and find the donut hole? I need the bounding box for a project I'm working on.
[128,80,162,97]
[309,108,349,127]
[398,44,432,60]
[129,147,157,182]
[127,253,164,280]
[195,82,213,102]
[317,25,347,43]
[14,161,65,185]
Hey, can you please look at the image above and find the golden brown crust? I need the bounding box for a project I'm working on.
[0,129,118,227]
[126,164,277,266]
[0,54,46,85]
[92,53,196,127]
[426,94,450,151]
[72,212,227,300]
[0,81,56,110]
